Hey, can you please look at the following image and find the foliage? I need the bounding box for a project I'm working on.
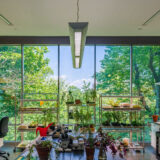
[1,45,160,143]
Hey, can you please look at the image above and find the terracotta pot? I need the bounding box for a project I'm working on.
[152,115,159,122]
[36,145,52,160]
[85,146,95,160]
[75,99,81,104]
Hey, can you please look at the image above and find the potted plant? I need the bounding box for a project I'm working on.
[35,140,52,160]
[85,89,96,105]
[85,127,96,160]
[152,114,159,122]
[66,90,74,104]
[89,89,96,104]
[102,112,112,126]
[42,108,54,127]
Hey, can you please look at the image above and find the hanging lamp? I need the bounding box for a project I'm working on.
[68,0,88,68]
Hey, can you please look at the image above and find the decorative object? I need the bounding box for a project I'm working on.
[153,115,159,122]
[36,123,53,137]
[35,140,52,160]
[85,127,96,160]
[40,101,44,106]
[68,0,88,68]
[75,99,81,104]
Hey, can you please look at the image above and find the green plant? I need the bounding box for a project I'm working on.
[42,108,55,127]
[73,109,92,125]
[90,89,96,102]
[41,140,53,148]
[26,145,35,160]
[67,90,74,102]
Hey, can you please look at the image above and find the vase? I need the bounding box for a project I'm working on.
[152,115,158,122]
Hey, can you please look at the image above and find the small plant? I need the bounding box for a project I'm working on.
[42,108,54,127]
[66,90,74,104]
[26,145,35,160]
[90,89,96,102]
[40,140,52,148]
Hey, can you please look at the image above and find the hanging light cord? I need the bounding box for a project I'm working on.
[77,0,79,22]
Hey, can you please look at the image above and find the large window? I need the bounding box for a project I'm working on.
[0,45,21,141]
[0,43,160,142]
[23,46,58,140]
[96,46,130,95]
[60,46,94,123]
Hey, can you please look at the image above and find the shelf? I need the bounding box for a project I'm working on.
[100,95,143,98]
[102,106,144,111]
[102,125,144,131]
[16,140,32,149]
[67,103,96,107]
[18,127,36,132]
[128,143,144,150]
[19,99,57,102]
[19,107,57,114]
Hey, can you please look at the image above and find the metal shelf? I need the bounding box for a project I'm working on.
[19,107,57,114]
[102,126,144,132]
[19,99,57,102]
[18,128,36,132]
[99,94,145,152]
[66,103,96,107]
[102,106,144,112]
[100,95,143,98]
[128,143,144,150]
[102,125,144,129]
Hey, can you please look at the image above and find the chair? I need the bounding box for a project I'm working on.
[0,117,10,160]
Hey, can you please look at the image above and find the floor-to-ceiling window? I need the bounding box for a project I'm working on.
[0,45,21,141]
[133,45,160,141]
[59,46,95,124]
[22,45,58,140]
[0,42,159,142]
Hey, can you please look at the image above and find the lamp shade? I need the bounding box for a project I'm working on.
[68,22,88,68]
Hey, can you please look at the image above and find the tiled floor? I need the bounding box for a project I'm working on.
[0,143,158,160]
[125,146,157,160]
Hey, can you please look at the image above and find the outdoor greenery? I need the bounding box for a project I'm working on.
[0,45,160,142]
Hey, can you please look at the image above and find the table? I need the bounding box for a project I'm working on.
[15,147,126,160]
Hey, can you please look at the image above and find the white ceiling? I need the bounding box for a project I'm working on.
[0,0,160,36]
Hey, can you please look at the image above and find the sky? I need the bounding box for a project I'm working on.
[45,45,106,88]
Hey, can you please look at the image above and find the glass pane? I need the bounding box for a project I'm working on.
[60,46,94,124]
[133,45,160,142]
[96,45,130,95]
[22,46,58,140]
[0,45,21,141]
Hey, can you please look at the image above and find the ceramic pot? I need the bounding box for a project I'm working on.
[36,145,52,160]
[85,146,95,160]
[152,115,158,122]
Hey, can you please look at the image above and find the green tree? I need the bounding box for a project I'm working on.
[96,46,160,114]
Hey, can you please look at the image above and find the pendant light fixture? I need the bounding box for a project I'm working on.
[68,0,88,68]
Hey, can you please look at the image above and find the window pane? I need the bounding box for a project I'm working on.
[0,45,21,141]
[96,46,130,94]
[133,46,160,141]
[23,46,58,140]
[60,46,94,123]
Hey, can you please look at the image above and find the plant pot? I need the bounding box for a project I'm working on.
[35,145,52,160]
[90,125,95,132]
[75,99,81,104]
[152,115,159,122]
[85,146,95,160]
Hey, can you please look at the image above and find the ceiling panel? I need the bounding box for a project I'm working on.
[0,0,160,36]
